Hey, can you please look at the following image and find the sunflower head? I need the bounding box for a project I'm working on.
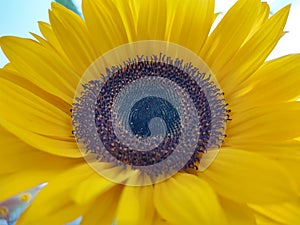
[0,0,299,224]
[71,40,228,186]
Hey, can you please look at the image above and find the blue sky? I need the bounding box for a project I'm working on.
[0,1,51,37]
[0,0,52,66]
[0,0,81,66]
[0,0,299,67]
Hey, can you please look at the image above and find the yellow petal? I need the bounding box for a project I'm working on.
[30,32,53,50]
[151,212,172,225]
[0,160,78,203]
[37,21,71,63]
[0,36,78,103]
[136,0,167,40]
[0,126,77,173]
[202,148,298,204]
[0,68,70,114]
[221,5,290,96]
[0,126,30,175]
[82,0,128,56]
[224,139,300,193]
[50,2,98,75]
[0,126,79,201]
[111,0,139,42]
[165,0,215,53]
[154,173,227,225]
[2,62,15,71]
[224,138,300,159]
[245,2,270,42]
[70,172,116,205]
[200,0,260,76]
[227,102,300,142]
[81,186,123,225]
[231,54,300,110]
[0,74,72,138]
[250,200,300,225]
[273,152,300,193]
[0,119,80,158]
[38,22,61,50]
[0,69,80,158]
[17,198,87,225]
[30,30,73,73]
[117,185,154,225]
[220,197,256,225]
[16,163,95,225]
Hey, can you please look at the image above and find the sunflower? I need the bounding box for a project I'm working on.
[0,0,300,224]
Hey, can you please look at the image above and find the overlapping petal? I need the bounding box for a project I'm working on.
[220,198,257,225]
[231,54,300,110]
[220,5,290,96]
[117,185,155,225]
[16,164,106,225]
[50,3,98,75]
[0,36,78,103]
[154,173,227,225]
[227,102,300,142]
[202,148,298,204]
[0,127,79,202]
[0,69,80,158]
[82,0,129,56]
[200,0,260,75]
[80,187,122,225]
[250,200,300,225]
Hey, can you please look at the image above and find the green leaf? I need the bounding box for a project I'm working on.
[55,0,81,16]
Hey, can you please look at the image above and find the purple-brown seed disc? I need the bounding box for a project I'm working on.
[72,41,227,186]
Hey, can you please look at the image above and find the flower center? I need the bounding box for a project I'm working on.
[72,41,227,186]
